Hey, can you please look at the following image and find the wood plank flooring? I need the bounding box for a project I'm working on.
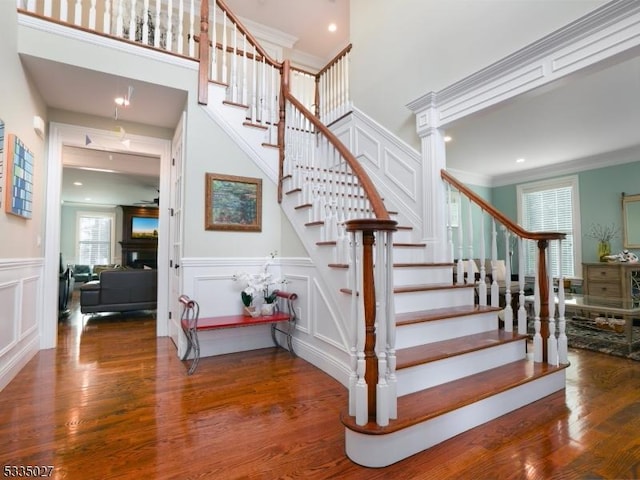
[1,294,639,479]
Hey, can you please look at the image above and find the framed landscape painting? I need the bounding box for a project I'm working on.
[205,173,262,232]
[5,133,33,219]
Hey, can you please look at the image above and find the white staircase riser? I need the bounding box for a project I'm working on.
[393,265,453,287]
[392,247,427,263]
[345,369,567,468]
[396,340,527,396]
[394,288,474,313]
[395,312,499,349]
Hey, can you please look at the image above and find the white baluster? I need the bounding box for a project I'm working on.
[456,193,464,285]
[490,220,499,307]
[59,0,68,22]
[503,229,513,332]
[241,35,248,106]
[88,0,98,29]
[557,239,569,364]
[210,2,217,80]
[251,44,257,122]
[103,0,112,34]
[166,0,173,51]
[44,0,52,17]
[533,264,543,363]
[385,231,397,420]
[25,0,36,12]
[141,0,149,45]
[221,12,227,85]
[128,0,136,41]
[354,231,368,426]
[115,0,123,37]
[376,229,389,427]
[547,247,558,365]
[517,236,527,335]
[177,0,184,54]
[231,23,238,103]
[261,57,267,124]
[74,0,82,26]
[478,209,487,306]
[348,229,358,417]
[446,185,454,263]
[188,0,195,57]
[154,0,160,48]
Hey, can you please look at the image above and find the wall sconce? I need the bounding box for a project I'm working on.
[33,116,45,139]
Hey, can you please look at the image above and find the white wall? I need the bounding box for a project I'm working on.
[0,1,49,390]
[349,0,607,150]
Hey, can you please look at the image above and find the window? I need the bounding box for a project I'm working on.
[76,212,115,265]
[517,176,581,278]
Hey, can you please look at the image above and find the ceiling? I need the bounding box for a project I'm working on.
[20,1,640,205]
[444,54,640,186]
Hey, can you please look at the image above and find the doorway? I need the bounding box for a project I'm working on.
[43,122,172,349]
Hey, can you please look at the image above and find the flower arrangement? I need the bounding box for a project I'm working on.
[586,223,619,243]
[233,252,286,313]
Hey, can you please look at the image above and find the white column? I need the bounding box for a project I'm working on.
[407,93,447,263]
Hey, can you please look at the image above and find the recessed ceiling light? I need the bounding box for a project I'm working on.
[114,97,130,107]
[73,181,83,186]
[328,23,337,33]
[444,135,452,143]
[516,158,526,163]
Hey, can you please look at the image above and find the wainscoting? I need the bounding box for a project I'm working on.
[178,256,352,386]
[0,258,44,390]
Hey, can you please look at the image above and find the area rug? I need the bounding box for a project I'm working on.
[564,317,640,361]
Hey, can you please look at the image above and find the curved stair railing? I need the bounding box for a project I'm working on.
[441,170,569,365]
[280,60,398,426]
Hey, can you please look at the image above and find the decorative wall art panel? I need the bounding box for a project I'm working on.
[5,134,34,219]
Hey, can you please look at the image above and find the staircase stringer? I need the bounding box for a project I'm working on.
[203,83,279,183]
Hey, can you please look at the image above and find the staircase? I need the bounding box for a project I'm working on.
[202,72,568,466]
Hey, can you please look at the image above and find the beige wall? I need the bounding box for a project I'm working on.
[0,1,48,259]
[349,0,607,149]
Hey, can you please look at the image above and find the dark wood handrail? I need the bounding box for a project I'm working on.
[282,60,389,221]
[215,0,283,70]
[441,169,565,242]
[316,43,353,78]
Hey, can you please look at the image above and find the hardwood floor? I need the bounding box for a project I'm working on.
[1,295,639,480]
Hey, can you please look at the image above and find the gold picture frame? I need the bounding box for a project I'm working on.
[205,173,262,232]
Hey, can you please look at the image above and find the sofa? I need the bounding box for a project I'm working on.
[80,269,157,314]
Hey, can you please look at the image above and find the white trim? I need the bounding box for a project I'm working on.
[516,175,582,278]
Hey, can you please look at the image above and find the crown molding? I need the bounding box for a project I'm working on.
[407,0,640,127]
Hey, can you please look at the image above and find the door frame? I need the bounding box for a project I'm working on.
[42,122,172,348]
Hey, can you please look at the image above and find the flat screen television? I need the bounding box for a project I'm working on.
[131,216,159,239]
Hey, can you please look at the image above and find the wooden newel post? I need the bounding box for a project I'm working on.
[277,60,289,203]
[197,0,210,105]
[537,239,549,363]
[361,229,378,419]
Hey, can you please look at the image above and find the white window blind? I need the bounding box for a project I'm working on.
[518,176,581,278]
[77,213,114,265]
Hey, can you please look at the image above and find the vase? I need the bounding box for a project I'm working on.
[244,305,257,317]
[260,303,275,316]
[598,241,611,262]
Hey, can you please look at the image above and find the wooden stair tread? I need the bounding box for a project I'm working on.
[396,304,500,325]
[341,358,568,435]
[394,262,454,268]
[396,330,528,369]
[394,283,475,293]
